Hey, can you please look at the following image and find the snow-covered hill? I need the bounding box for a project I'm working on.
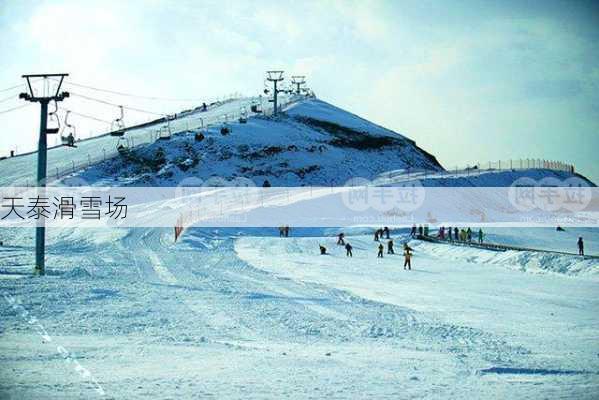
[57,97,594,188]
[1,96,597,399]
[65,99,443,186]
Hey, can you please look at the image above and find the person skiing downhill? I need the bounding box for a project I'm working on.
[337,233,345,245]
[403,244,413,270]
[578,237,584,256]
[345,242,353,257]
[387,240,395,254]
[377,243,384,258]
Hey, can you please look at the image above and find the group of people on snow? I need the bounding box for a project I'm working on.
[373,227,391,241]
[321,228,414,270]
[411,224,484,244]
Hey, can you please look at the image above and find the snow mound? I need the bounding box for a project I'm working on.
[67,98,443,186]
[411,241,599,278]
[62,266,92,279]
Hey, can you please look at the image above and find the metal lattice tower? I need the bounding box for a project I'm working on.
[19,73,70,275]
[265,70,284,115]
[291,75,306,94]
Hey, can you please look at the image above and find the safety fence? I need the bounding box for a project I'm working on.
[417,234,598,259]
[377,158,576,185]
[15,94,300,187]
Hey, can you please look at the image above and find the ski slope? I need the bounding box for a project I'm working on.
[53,97,445,186]
[0,95,292,187]
[1,95,598,399]
[0,226,598,399]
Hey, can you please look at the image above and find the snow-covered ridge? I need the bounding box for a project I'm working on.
[410,240,599,279]
[66,98,444,186]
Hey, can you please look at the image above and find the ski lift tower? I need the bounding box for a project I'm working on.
[291,75,306,95]
[19,73,69,276]
[265,70,284,115]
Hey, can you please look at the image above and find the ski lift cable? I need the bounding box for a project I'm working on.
[0,103,32,115]
[0,93,20,104]
[68,91,166,116]
[0,83,25,94]
[61,80,209,103]
[0,78,43,94]
[57,107,112,125]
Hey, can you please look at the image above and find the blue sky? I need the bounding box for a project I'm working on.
[1,0,598,182]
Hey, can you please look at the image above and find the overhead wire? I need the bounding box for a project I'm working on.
[0,93,20,104]
[62,80,207,102]
[57,107,112,125]
[0,103,32,115]
[0,83,25,93]
[68,90,166,116]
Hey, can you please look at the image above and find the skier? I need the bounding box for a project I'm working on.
[345,242,353,257]
[439,226,445,240]
[410,224,417,238]
[377,243,384,258]
[374,230,379,242]
[387,239,395,254]
[448,226,453,241]
[403,244,413,270]
[478,229,484,244]
[578,237,584,256]
[279,226,285,237]
[467,227,472,242]
[418,225,423,236]
[383,226,390,239]
[454,227,459,241]
[319,244,327,255]
[67,132,75,147]
[284,226,290,237]
[423,225,429,237]
[201,102,207,112]
[337,232,345,245]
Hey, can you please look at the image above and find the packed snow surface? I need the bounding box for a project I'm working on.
[0,226,598,399]
[1,97,597,399]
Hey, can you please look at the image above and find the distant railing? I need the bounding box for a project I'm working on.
[15,94,301,187]
[377,158,576,185]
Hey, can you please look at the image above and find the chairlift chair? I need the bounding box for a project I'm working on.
[46,101,61,135]
[220,115,231,135]
[239,106,248,123]
[250,100,262,113]
[117,137,129,154]
[60,111,77,148]
[158,125,172,140]
[110,105,126,137]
